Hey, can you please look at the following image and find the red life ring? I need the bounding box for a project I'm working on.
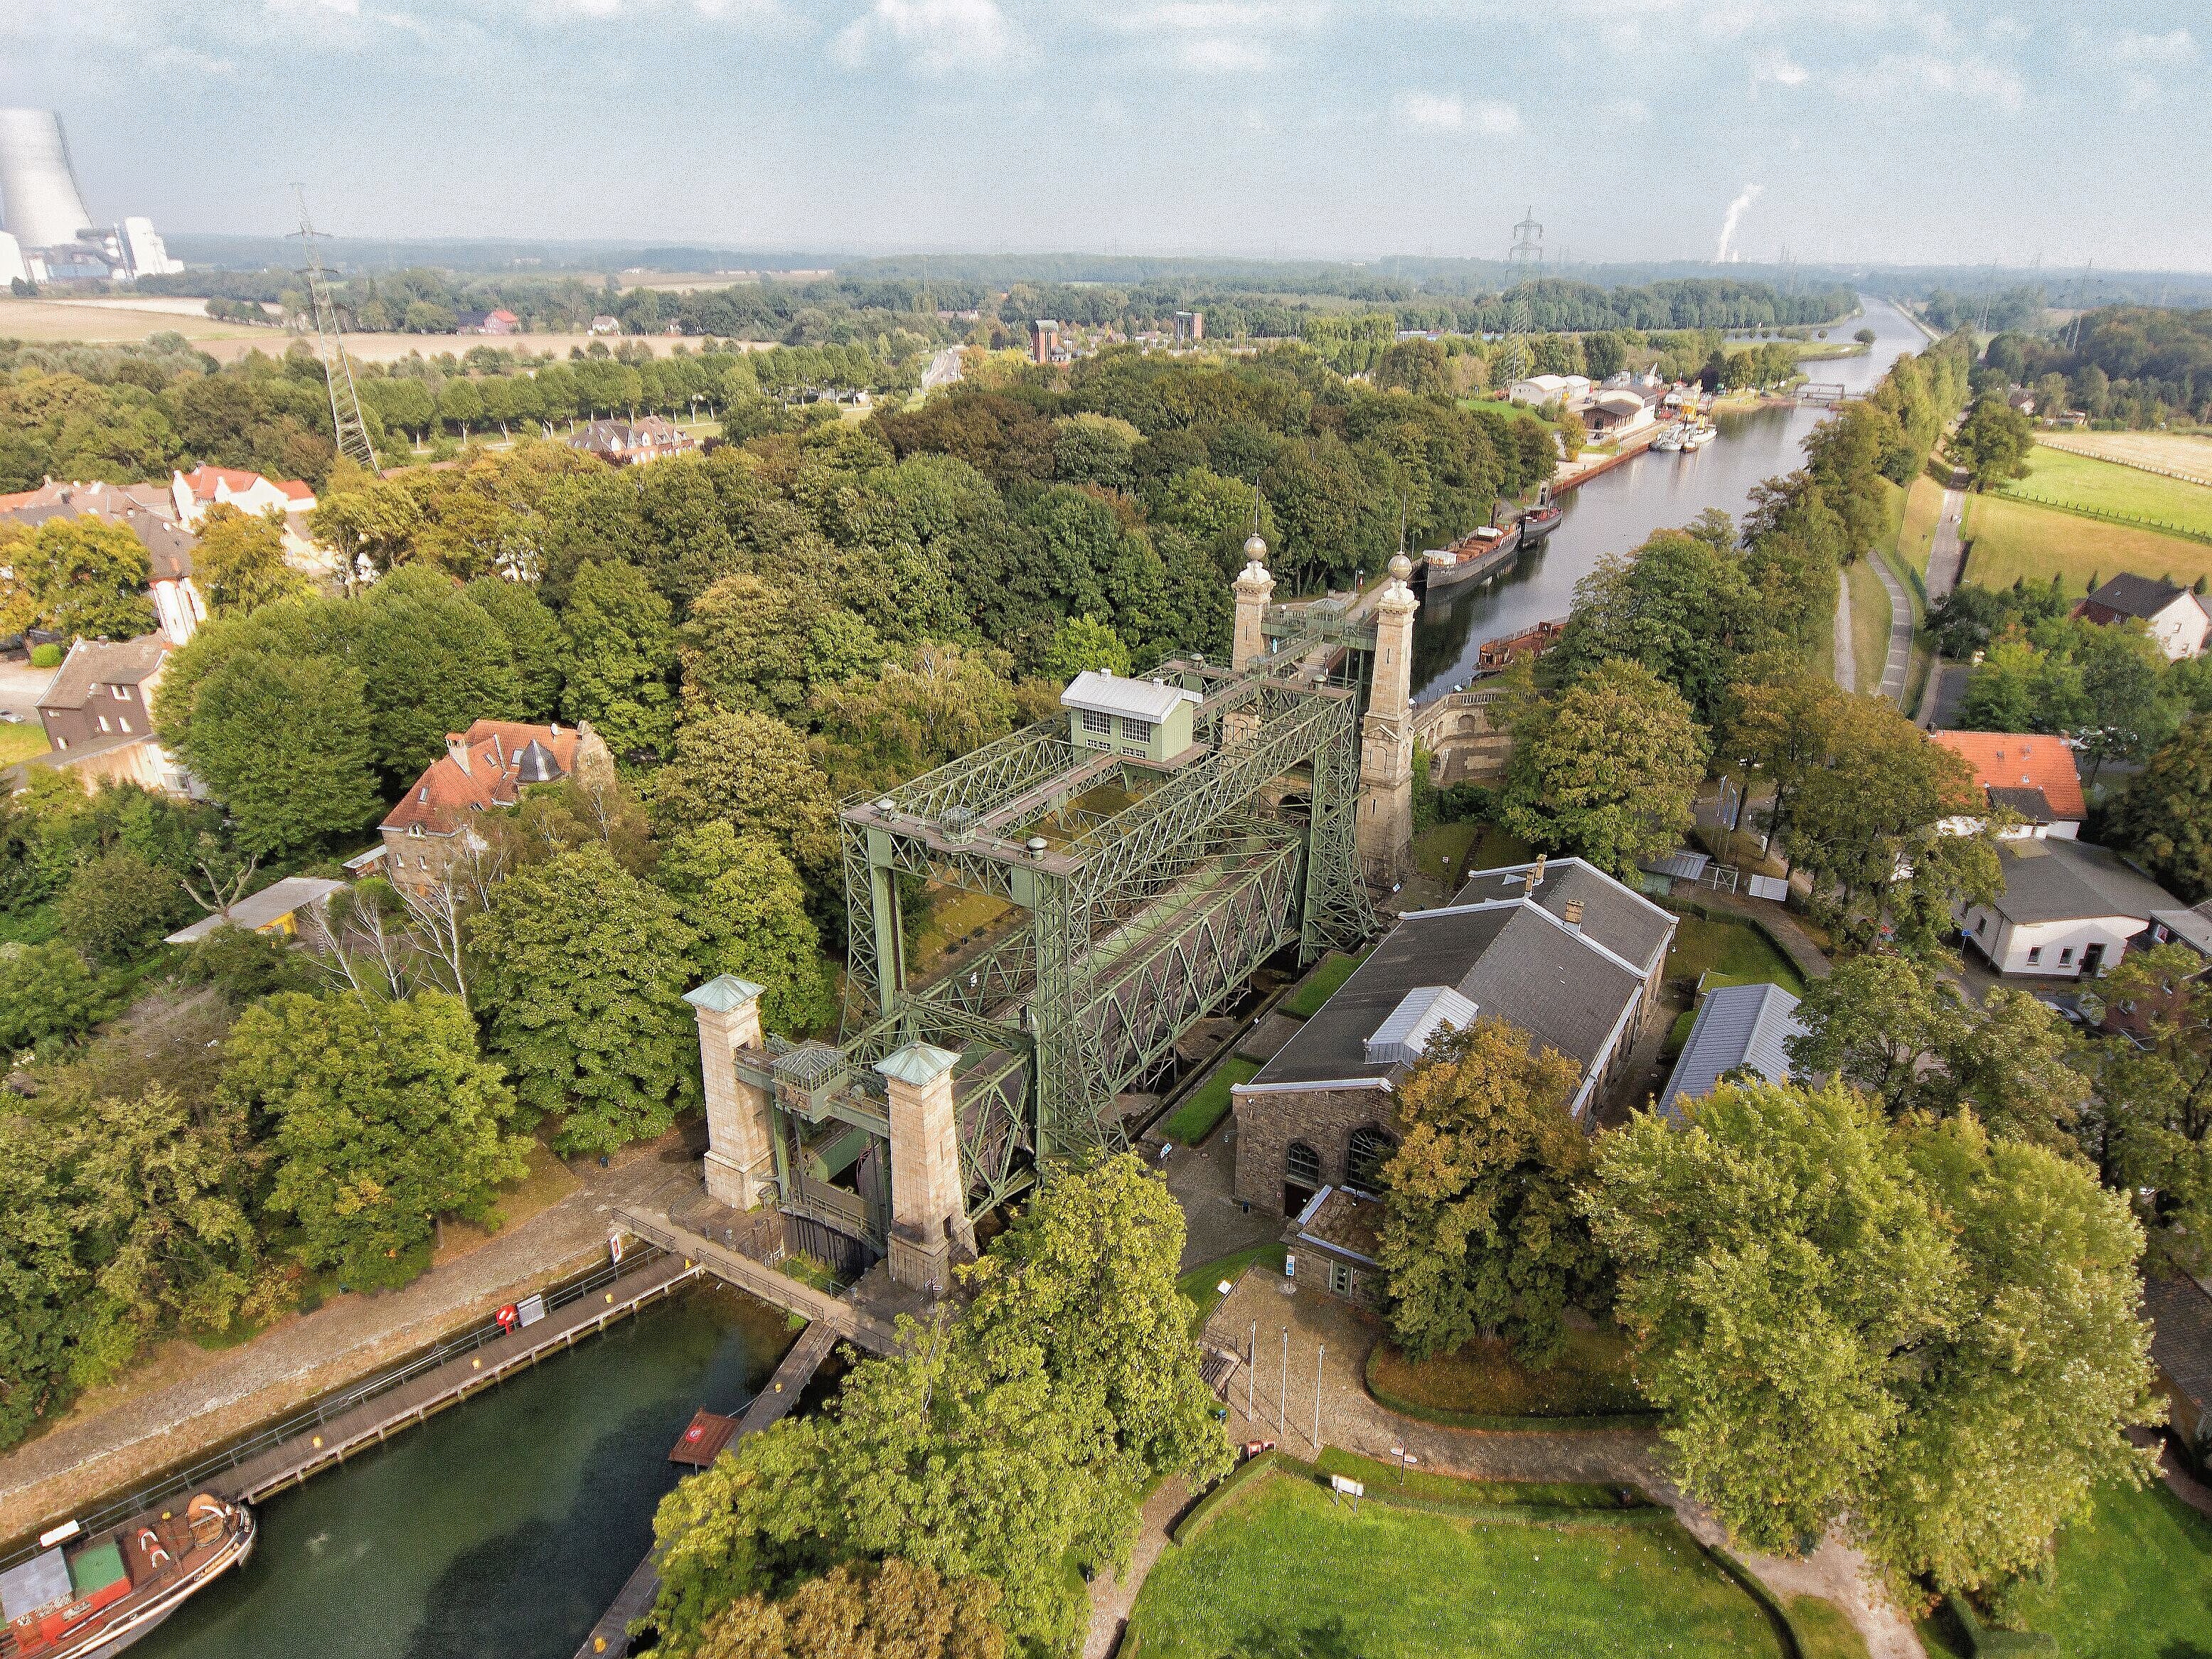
[496,1305,518,1332]
[139,1528,172,1568]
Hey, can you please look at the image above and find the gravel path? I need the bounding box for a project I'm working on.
[1923,487,1967,601]
[1869,554,1915,705]
[1091,1265,1927,1659]
[0,1137,695,1541]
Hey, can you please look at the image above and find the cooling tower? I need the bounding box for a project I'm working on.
[0,108,98,250]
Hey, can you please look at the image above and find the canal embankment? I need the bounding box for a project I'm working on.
[0,1133,700,1544]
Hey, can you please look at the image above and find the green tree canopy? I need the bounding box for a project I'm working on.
[164,648,383,854]
[648,705,842,884]
[560,558,677,760]
[2114,713,2212,902]
[0,518,156,641]
[471,841,700,1155]
[192,503,306,617]
[1500,658,1709,877]
[656,823,834,1036]
[218,989,525,1288]
[1375,1019,1603,1365]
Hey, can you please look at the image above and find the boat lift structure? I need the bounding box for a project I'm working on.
[686,540,1418,1294]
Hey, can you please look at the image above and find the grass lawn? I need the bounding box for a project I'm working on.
[1663,914,1805,997]
[1848,557,1891,693]
[1367,1325,1650,1422]
[1993,1478,2212,1658]
[1128,1475,1787,1659]
[0,722,50,768]
[1961,492,2212,592]
[1411,820,1480,889]
[1898,475,1946,578]
[1177,1242,1287,1331]
[1787,1595,1872,1659]
[1999,444,2212,540]
[1282,948,1372,1019]
[909,887,1014,968]
[1158,1056,1259,1147]
[2047,430,2212,484]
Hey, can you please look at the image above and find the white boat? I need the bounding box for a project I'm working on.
[1682,423,1717,451]
[1651,424,1685,453]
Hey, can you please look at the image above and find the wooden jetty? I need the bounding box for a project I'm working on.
[575,1318,845,1658]
[215,1254,705,1505]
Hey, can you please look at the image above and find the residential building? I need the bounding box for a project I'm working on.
[2145,901,2212,964]
[1957,836,2182,978]
[164,876,347,946]
[1656,981,1805,1122]
[2074,574,2210,661]
[567,416,696,467]
[0,479,206,644]
[1931,730,2085,838]
[1059,671,1201,764]
[588,314,621,335]
[380,719,608,891]
[1231,857,1675,1216]
[457,309,520,336]
[170,465,316,530]
[1581,389,1656,439]
[26,634,193,794]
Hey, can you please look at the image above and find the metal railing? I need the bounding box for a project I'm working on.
[0,1246,677,1572]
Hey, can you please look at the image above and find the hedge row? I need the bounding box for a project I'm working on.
[1943,1592,2061,1656]
[1363,1351,1663,1434]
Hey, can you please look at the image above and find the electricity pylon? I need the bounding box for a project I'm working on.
[1497,206,1543,387]
[290,187,379,477]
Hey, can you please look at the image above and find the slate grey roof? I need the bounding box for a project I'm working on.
[1987,838,2179,927]
[1657,981,1805,1122]
[1985,785,2057,823]
[38,634,168,711]
[2145,1274,2212,1413]
[4,491,196,583]
[2087,572,2189,621]
[1452,856,1676,974]
[1059,671,1197,723]
[1250,895,1655,1092]
[2150,905,2212,959]
[164,876,346,944]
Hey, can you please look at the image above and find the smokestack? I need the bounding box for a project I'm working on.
[1562,898,1583,934]
[1523,853,1546,895]
[446,733,471,775]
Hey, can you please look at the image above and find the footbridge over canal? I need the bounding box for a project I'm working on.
[685,540,1427,1301]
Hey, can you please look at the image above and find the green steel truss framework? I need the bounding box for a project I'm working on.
[762,644,1379,1237]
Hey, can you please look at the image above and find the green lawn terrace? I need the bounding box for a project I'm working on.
[1128,1463,1791,1659]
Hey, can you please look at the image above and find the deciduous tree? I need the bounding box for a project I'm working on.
[192,503,304,617]
[560,558,676,760]
[2114,714,2212,902]
[656,823,834,1036]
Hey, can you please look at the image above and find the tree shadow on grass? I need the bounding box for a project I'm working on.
[1229,1613,1363,1659]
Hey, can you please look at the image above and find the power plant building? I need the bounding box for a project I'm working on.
[0,108,183,283]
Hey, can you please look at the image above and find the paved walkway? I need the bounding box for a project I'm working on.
[1923,486,1967,601]
[1097,1266,1922,1659]
[0,1136,698,1540]
[1868,554,1914,705]
[1834,566,1857,693]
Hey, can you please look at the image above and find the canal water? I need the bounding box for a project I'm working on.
[137,1284,796,1659]
[1411,296,1931,699]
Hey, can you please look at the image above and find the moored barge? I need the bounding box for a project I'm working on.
[0,1495,255,1658]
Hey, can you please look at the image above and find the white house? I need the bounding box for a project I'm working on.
[2076,575,2210,662]
[1507,373,1591,407]
[1930,731,2085,840]
[1959,838,2182,978]
[170,466,317,531]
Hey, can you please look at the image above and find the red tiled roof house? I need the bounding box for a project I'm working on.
[378,719,607,890]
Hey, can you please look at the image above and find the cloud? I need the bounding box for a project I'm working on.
[2112,27,2193,62]
[1834,50,2025,112]
[1180,35,1274,72]
[1754,52,1808,87]
[1714,182,1762,262]
[834,0,1017,73]
[1391,91,1519,134]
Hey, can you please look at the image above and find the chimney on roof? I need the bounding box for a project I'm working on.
[1524,853,1546,895]
[1561,898,1583,934]
[446,732,471,775]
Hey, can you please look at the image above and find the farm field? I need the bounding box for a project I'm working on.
[1960,494,2212,592]
[1997,445,2212,540]
[2041,430,2212,485]
[1127,1473,1789,1659]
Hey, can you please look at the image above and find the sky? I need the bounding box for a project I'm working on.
[3,0,2206,270]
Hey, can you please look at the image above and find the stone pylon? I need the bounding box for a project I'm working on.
[1357,552,1419,882]
[1231,530,1275,672]
[877,1042,978,1295]
[685,976,777,1210]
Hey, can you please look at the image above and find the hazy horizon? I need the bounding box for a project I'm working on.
[5,1,2206,272]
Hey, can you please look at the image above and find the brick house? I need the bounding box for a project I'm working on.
[0,480,208,645]
[567,416,697,468]
[378,719,607,891]
[1231,857,1675,1219]
[26,634,194,795]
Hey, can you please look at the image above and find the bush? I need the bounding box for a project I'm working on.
[0,939,119,1051]
[28,643,62,668]
[55,848,183,962]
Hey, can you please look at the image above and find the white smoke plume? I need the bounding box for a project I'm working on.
[1715,183,1763,263]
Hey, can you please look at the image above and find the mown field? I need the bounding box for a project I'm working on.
[1998,446,2212,540]
[1128,1474,1790,1659]
[1960,493,2212,592]
[2041,430,2212,485]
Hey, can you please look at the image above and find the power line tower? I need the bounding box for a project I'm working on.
[2067,261,2094,352]
[289,187,379,478]
[1497,206,1543,387]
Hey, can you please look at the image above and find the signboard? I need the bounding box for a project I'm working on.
[515,1293,546,1328]
[1330,1475,1364,1498]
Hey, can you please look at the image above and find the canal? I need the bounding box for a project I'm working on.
[137,1284,796,1659]
[1411,295,1930,699]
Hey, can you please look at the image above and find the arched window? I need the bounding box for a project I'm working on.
[1285,1141,1322,1187]
[1346,1126,1396,1193]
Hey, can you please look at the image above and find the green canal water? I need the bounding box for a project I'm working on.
[137,1284,796,1659]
